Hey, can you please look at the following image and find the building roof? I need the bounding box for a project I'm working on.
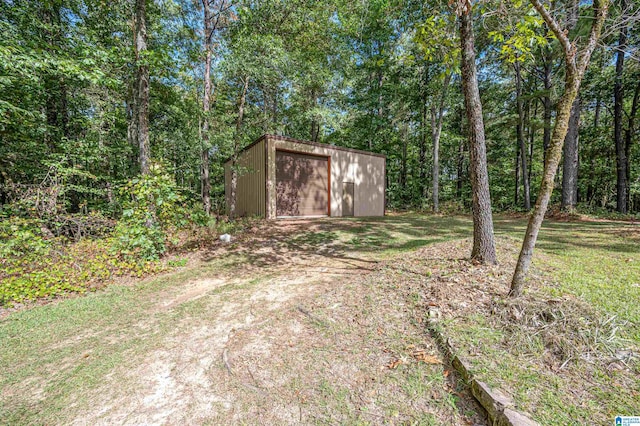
[224,134,386,165]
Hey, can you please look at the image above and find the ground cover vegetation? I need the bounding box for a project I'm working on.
[2,0,640,422]
[1,215,637,424]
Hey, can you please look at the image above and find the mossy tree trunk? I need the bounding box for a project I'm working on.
[510,0,609,297]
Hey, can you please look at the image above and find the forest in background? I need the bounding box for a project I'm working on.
[1,0,639,303]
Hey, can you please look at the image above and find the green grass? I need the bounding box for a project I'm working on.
[274,213,639,425]
[429,217,640,425]
[0,253,261,424]
[1,212,639,424]
[493,217,640,340]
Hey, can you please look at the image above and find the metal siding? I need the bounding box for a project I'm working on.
[224,162,231,215]
[226,139,265,217]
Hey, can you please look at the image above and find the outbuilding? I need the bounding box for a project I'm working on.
[224,134,386,219]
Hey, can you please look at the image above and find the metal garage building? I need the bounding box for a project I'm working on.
[224,134,386,219]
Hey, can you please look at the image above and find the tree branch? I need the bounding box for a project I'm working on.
[577,0,609,76]
[529,0,574,67]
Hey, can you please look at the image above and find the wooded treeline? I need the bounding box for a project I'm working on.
[1,0,639,217]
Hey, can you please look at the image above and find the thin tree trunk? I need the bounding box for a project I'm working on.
[201,0,213,216]
[419,79,428,201]
[431,105,441,212]
[528,100,536,185]
[515,145,521,206]
[229,77,250,220]
[135,0,150,175]
[614,0,629,213]
[625,78,640,205]
[561,97,580,210]
[458,1,497,264]
[432,72,452,214]
[542,50,552,162]
[127,76,138,161]
[457,116,465,201]
[510,0,608,296]
[42,2,67,153]
[401,123,408,192]
[514,61,531,210]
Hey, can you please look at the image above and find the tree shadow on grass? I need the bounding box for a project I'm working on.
[201,213,639,276]
[201,214,473,273]
[494,217,640,255]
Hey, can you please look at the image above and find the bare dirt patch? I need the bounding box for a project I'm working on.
[70,220,485,425]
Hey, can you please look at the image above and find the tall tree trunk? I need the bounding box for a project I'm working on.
[229,77,249,220]
[431,105,441,213]
[515,146,521,206]
[510,0,608,297]
[127,78,138,164]
[432,72,452,214]
[458,1,497,264]
[542,49,552,162]
[528,100,536,185]
[614,0,629,213]
[514,61,531,210]
[42,2,68,153]
[201,0,213,216]
[135,0,150,175]
[400,123,408,192]
[419,84,428,200]
[561,97,580,210]
[625,78,640,206]
[457,137,465,200]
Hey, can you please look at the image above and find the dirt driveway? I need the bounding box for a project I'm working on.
[1,216,485,425]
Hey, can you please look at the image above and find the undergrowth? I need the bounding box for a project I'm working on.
[0,165,255,307]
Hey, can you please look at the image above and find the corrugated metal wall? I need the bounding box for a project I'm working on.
[224,139,266,217]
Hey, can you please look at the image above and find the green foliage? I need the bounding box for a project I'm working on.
[111,164,200,262]
[0,216,85,305]
[0,217,50,257]
[0,0,638,308]
[487,10,547,63]
[414,15,460,73]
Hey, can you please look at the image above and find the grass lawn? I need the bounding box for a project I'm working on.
[0,213,638,424]
[365,214,639,425]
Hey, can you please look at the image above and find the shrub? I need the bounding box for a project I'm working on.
[0,216,50,258]
[111,163,197,262]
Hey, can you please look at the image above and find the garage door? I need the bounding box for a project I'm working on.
[276,151,329,217]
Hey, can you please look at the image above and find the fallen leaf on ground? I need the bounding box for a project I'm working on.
[387,359,403,369]
[411,350,441,364]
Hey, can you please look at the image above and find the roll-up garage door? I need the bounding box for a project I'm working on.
[276,151,329,217]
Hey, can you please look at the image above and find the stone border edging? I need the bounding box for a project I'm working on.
[427,308,540,426]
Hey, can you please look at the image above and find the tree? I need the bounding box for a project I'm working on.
[561,0,582,211]
[510,0,609,297]
[200,0,232,216]
[456,0,497,264]
[614,0,629,213]
[431,72,452,213]
[561,98,580,210]
[514,60,531,210]
[228,76,249,219]
[201,0,214,216]
[415,14,458,213]
[134,0,150,176]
